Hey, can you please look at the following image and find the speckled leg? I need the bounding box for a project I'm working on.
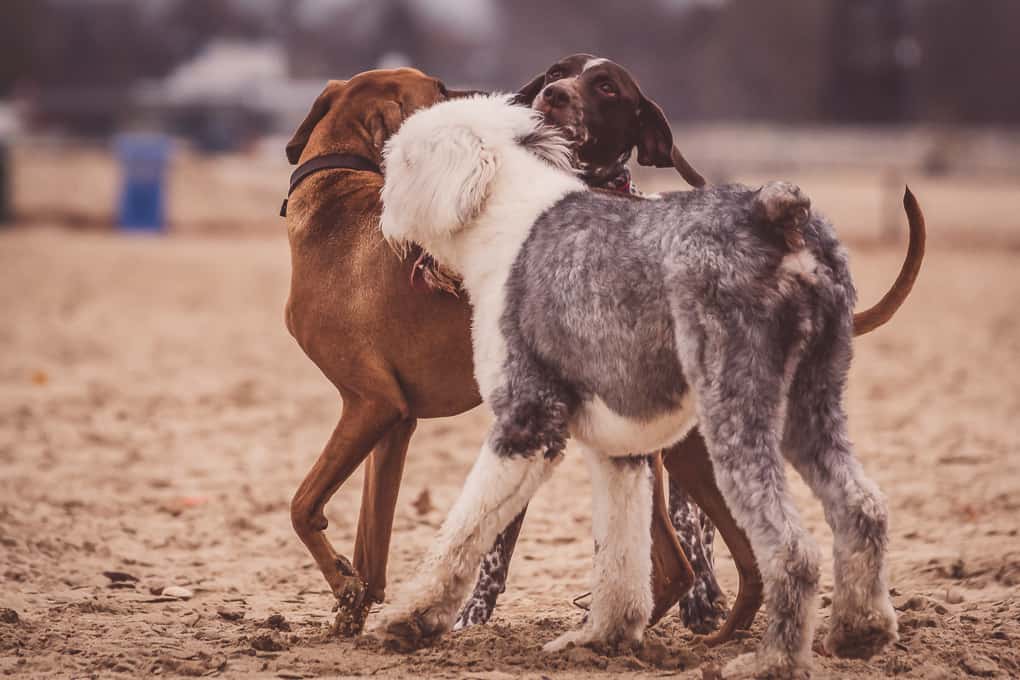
[669,476,726,633]
[453,508,526,629]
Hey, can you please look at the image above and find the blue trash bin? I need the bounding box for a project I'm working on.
[115,133,171,233]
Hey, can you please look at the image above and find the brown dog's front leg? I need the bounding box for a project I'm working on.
[663,430,764,645]
[649,451,696,624]
[354,418,416,606]
[290,398,402,636]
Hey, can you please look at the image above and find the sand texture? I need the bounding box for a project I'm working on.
[1,229,1018,678]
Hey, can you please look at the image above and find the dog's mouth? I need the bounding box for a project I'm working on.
[533,103,588,149]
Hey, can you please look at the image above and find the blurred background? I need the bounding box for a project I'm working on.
[3,5,1019,677]
[2,0,1019,240]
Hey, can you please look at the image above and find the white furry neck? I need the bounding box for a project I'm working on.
[433,148,584,293]
[435,148,582,398]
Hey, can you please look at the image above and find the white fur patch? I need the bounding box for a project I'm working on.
[544,446,653,652]
[583,57,609,72]
[379,94,585,399]
[571,393,698,457]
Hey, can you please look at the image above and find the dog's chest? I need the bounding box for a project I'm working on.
[571,393,698,457]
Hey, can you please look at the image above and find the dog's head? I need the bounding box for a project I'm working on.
[380,94,573,252]
[516,54,704,188]
[285,68,477,166]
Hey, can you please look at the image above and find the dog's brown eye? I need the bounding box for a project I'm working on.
[547,68,565,81]
[598,82,618,97]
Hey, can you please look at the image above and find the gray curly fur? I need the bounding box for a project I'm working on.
[457,182,724,636]
[455,181,896,674]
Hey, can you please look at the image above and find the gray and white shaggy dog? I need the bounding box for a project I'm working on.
[377,94,900,678]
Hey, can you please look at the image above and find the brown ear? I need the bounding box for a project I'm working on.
[512,72,546,106]
[366,100,405,152]
[286,80,346,165]
[635,95,674,168]
[637,95,706,188]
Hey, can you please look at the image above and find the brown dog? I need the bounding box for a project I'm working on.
[283,68,759,640]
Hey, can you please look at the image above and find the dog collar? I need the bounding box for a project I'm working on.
[280,153,381,217]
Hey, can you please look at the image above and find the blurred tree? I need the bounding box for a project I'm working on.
[916,0,1020,124]
[824,0,914,123]
[704,0,830,121]
[0,0,46,97]
[5,0,1020,127]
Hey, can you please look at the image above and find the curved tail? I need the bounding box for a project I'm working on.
[852,188,926,336]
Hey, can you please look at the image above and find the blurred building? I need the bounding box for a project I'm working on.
[4,0,1020,147]
[133,41,323,152]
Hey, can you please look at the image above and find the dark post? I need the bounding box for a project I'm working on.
[0,139,9,225]
[826,0,918,123]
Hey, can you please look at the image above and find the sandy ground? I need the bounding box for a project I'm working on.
[1,227,1018,679]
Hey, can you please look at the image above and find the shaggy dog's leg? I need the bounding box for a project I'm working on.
[783,324,897,660]
[669,478,726,632]
[382,441,558,646]
[677,326,820,679]
[545,448,653,652]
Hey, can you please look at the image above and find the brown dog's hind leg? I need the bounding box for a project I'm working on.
[649,452,695,625]
[290,397,403,636]
[354,417,416,607]
[663,431,764,645]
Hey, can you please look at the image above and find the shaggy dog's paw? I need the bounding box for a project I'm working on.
[543,627,590,653]
[825,608,898,660]
[722,651,811,680]
[543,622,644,655]
[380,607,449,652]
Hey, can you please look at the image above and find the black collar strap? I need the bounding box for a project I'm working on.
[280,152,382,217]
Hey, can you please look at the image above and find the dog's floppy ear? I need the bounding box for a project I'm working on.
[636,94,706,188]
[635,95,674,168]
[512,72,545,106]
[286,79,346,165]
[381,123,498,244]
[366,100,404,152]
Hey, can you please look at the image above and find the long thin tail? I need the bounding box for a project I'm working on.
[852,187,926,336]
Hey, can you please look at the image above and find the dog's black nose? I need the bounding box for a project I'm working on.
[542,84,570,108]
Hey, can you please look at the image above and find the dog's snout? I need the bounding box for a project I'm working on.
[542,84,570,108]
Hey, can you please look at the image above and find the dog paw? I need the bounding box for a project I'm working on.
[680,588,727,634]
[543,621,644,655]
[380,606,450,652]
[452,595,495,631]
[543,627,590,653]
[328,576,371,637]
[825,608,898,660]
[722,651,811,680]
